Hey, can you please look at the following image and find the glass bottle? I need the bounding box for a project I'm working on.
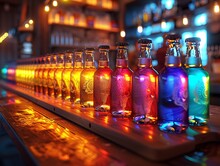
[70,49,84,105]
[37,57,44,94]
[185,37,210,126]
[94,45,112,112]
[61,51,74,103]
[80,48,96,107]
[42,55,50,96]
[111,42,132,117]
[48,54,57,98]
[132,38,158,124]
[158,33,188,133]
[54,53,64,100]
[34,58,40,93]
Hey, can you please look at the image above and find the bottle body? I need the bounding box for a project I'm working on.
[61,68,72,102]
[42,68,49,96]
[54,68,63,99]
[132,67,158,124]
[111,66,132,117]
[70,68,83,104]
[158,67,188,133]
[34,68,39,93]
[48,68,56,97]
[186,67,210,125]
[80,68,96,107]
[38,68,44,94]
[94,67,112,112]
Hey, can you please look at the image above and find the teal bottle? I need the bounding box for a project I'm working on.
[185,37,210,126]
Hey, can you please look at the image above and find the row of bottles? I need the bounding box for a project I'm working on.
[12,34,210,134]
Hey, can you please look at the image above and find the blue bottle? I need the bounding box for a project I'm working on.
[185,37,210,126]
[158,33,189,133]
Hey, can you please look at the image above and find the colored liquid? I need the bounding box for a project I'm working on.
[34,68,39,93]
[80,68,96,107]
[158,67,188,133]
[70,68,83,104]
[42,68,49,95]
[132,67,158,124]
[61,68,72,102]
[111,67,132,117]
[186,67,210,126]
[54,68,63,99]
[94,67,112,112]
[37,68,43,94]
[47,68,56,97]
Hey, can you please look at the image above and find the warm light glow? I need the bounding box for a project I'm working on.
[161,20,166,29]
[44,5,50,12]
[29,19,34,24]
[120,30,126,38]
[25,23,30,28]
[183,16,188,25]
[214,2,220,13]
[125,74,131,81]
[0,32,8,43]
[137,25,143,33]
[52,0,58,7]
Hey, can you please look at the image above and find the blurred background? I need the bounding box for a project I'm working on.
[0,0,219,103]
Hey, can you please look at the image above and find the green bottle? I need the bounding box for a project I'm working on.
[185,37,210,126]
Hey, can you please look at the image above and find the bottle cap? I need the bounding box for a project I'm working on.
[74,48,84,52]
[185,37,201,43]
[98,45,110,49]
[85,47,95,51]
[138,38,152,44]
[166,33,181,40]
[116,42,129,46]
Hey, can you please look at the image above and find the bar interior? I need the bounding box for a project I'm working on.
[0,0,220,165]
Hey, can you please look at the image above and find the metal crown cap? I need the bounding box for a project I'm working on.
[166,33,181,40]
[138,38,152,44]
[185,37,201,43]
[98,45,110,49]
[116,42,129,46]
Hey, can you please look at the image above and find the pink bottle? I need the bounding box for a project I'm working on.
[110,42,132,117]
[94,45,112,112]
[132,38,158,124]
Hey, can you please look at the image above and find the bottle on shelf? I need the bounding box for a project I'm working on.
[36,57,44,94]
[132,38,158,124]
[158,33,188,133]
[80,48,96,107]
[111,42,132,117]
[54,53,65,100]
[184,37,210,126]
[42,56,51,96]
[48,54,57,98]
[61,51,74,103]
[94,45,112,112]
[70,49,84,105]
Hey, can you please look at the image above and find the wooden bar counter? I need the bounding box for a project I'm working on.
[0,81,220,165]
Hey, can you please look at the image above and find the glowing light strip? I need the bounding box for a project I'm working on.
[0,32,8,43]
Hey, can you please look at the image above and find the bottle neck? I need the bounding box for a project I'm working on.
[84,51,95,68]
[165,42,181,67]
[116,48,128,68]
[185,43,202,68]
[99,50,109,68]
[138,45,152,68]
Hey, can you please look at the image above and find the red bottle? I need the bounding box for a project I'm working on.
[94,45,112,112]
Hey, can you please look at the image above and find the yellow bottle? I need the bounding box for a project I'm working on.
[47,54,57,98]
[54,53,64,100]
[70,49,84,105]
[80,48,96,107]
[61,51,74,103]
[42,55,51,96]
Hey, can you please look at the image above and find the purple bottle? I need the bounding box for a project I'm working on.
[132,38,158,124]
